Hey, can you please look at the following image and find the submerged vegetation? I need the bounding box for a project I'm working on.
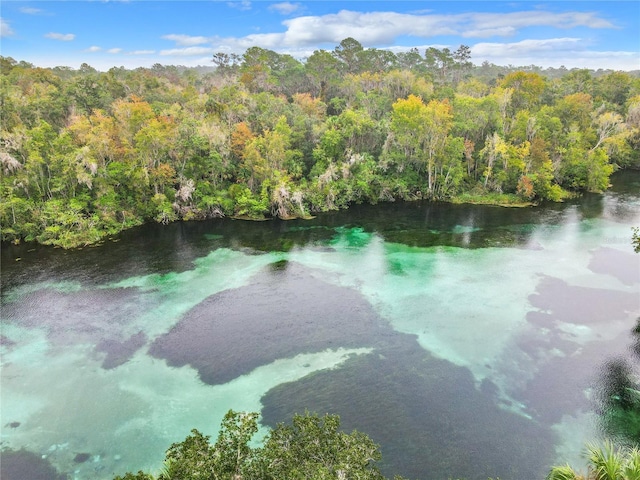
[1,39,639,247]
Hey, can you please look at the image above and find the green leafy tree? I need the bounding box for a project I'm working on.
[424,47,455,84]
[262,412,385,480]
[498,71,546,112]
[113,410,391,480]
[333,38,365,75]
[389,95,453,196]
[305,50,342,100]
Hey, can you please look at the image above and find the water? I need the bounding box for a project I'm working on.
[2,172,639,480]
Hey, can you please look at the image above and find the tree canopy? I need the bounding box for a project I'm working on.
[1,41,639,248]
[113,410,393,480]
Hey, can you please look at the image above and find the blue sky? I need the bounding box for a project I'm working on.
[1,1,639,71]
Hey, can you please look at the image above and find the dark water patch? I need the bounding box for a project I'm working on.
[518,274,639,423]
[2,288,153,346]
[528,276,640,326]
[515,333,580,363]
[5,422,20,428]
[588,247,640,285]
[0,448,68,480]
[514,325,631,424]
[261,333,555,480]
[149,262,392,385]
[73,453,91,463]
[610,170,640,194]
[526,312,557,329]
[0,335,16,347]
[575,192,605,220]
[95,331,147,369]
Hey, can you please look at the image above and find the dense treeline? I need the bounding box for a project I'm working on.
[1,38,639,247]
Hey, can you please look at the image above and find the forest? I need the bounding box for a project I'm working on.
[1,38,639,248]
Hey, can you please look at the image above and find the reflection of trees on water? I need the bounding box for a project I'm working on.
[597,317,640,446]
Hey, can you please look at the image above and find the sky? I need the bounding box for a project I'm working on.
[1,1,639,71]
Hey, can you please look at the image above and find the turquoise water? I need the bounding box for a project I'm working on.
[1,172,639,479]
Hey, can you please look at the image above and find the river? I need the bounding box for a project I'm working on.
[1,171,639,480]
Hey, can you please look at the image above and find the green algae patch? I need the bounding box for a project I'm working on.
[451,192,534,207]
[329,227,374,249]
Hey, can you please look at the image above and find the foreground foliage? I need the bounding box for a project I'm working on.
[547,441,640,480]
[2,41,639,247]
[113,410,392,480]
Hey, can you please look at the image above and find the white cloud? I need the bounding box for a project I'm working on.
[472,37,585,57]
[470,38,638,70]
[227,1,251,11]
[268,2,301,15]
[160,46,216,56]
[77,7,626,71]
[157,8,618,57]
[462,26,517,38]
[385,44,450,54]
[45,32,75,41]
[272,9,616,46]
[107,48,122,54]
[20,7,45,15]
[280,11,447,46]
[162,34,209,46]
[85,46,102,52]
[465,11,614,31]
[0,18,14,37]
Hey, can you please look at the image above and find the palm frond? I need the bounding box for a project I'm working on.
[546,464,581,480]
[623,447,640,480]
[586,441,623,480]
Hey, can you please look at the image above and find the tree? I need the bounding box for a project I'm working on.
[596,71,632,109]
[239,47,274,92]
[359,48,397,73]
[395,47,426,73]
[305,50,341,100]
[112,410,392,480]
[211,52,241,78]
[554,93,593,132]
[424,47,455,84]
[333,38,365,75]
[452,45,472,84]
[498,71,546,112]
[389,95,453,196]
[262,412,385,479]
